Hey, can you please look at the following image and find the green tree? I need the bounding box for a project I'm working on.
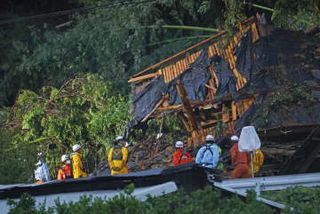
[6,74,131,179]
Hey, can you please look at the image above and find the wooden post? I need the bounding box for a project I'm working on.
[176,80,199,130]
[176,80,203,145]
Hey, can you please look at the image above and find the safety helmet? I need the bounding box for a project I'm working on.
[116,136,124,141]
[175,141,184,148]
[72,144,81,152]
[231,135,239,142]
[206,135,215,142]
[61,154,69,162]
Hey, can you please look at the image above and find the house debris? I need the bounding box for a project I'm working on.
[127,17,320,174]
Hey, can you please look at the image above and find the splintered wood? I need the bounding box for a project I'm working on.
[128,17,260,145]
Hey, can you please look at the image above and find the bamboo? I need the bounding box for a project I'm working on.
[248,3,275,12]
[162,25,219,33]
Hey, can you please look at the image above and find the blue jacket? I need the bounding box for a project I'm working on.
[34,161,51,182]
[195,144,220,168]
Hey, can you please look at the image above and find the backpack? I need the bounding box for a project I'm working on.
[203,144,214,157]
[112,145,123,161]
[199,144,220,166]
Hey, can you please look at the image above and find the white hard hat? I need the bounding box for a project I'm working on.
[206,135,215,142]
[116,136,124,141]
[72,144,81,152]
[61,154,69,162]
[231,135,239,142]
[175,141,184,148]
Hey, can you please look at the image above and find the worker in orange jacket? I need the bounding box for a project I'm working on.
[230,135,250,179]
[172,141,193,166]
[57,154,72,180]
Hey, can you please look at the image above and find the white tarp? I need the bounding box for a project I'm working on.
[238,126,261,152]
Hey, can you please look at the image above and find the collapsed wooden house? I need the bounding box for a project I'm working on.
[128,16,320,174]
[128,17,261,145]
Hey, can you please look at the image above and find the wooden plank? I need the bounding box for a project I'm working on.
[176,80,199,131]
[141,97,165,122]
[128,73,158,83]
[133,31,227,77]
[231,101,237,120]
[158,104,183,111]
[176,60,182,75]
[172,64,177,79]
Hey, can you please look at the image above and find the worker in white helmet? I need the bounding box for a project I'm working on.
[230,135,250,179]
[70,144,87,178]
[57,154,72,180]
[34,152,51,184]
[107,136,129,175]
[172,141,193,166]
[195,135,220,169]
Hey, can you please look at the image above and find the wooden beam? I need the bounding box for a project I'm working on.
[176,80,199,131]
[132,31,227,78]
[158,104,183,111]
[141,98,164,122]
[128,73,158,83]
[130,17,256,83]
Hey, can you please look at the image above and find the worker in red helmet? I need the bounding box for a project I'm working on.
[172,141,193,166]
[230,135,250,179]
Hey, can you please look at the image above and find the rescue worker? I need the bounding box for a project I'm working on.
[57,154,72,180]
[34,152,51,184]
[70,144,87,179]
[108,136,129,175]
[172,141,193,166]
[230,135,250,179]
[195,135,220,169]
[249,149,264,177]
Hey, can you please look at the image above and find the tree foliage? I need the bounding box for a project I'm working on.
[4,74,131,179]
[1,0,319,106]
[1,0,225,106]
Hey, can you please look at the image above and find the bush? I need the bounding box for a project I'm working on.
[8,186,273,214]
[263,187,320,213]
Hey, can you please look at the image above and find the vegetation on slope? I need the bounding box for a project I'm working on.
[7,186,272,214]
[0,0,319,183]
